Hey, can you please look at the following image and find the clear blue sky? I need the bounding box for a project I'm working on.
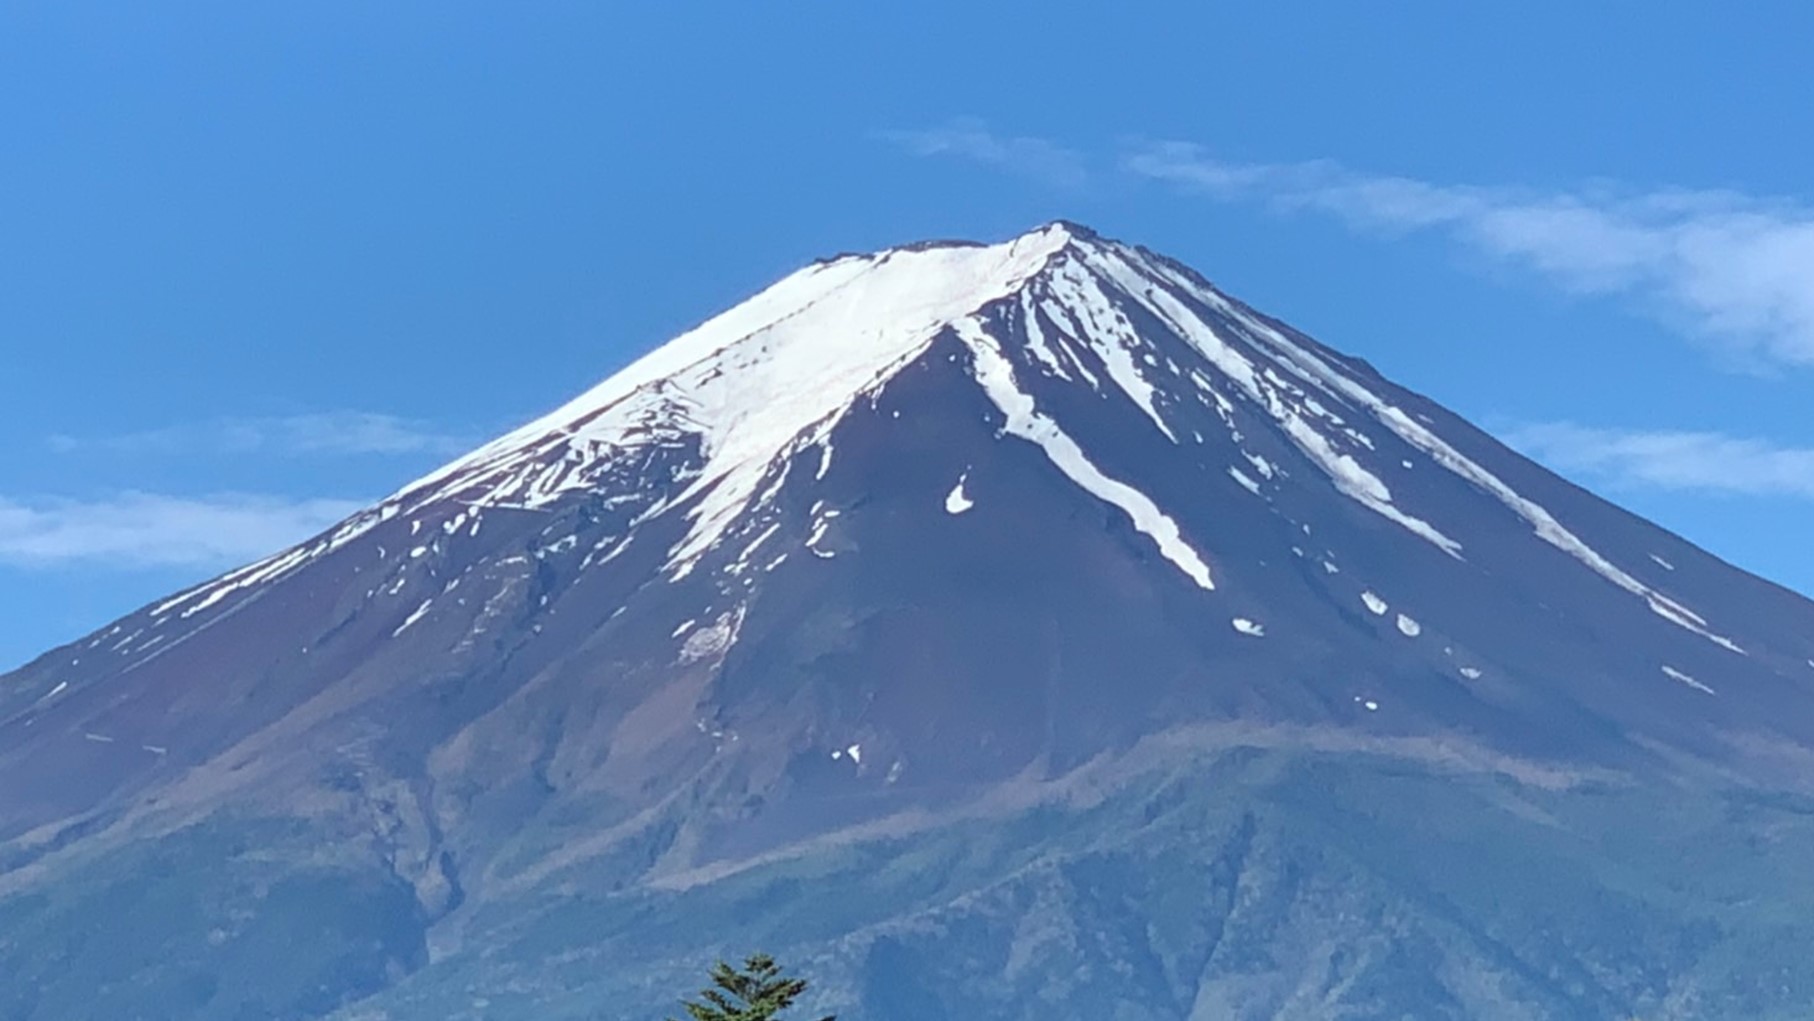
[6,2,1814,670]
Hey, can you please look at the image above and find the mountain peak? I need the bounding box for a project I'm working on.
[1036,217,1102,241]
[387,225,1096,567]
[885,219,1100,257]
[143,222,1756,657]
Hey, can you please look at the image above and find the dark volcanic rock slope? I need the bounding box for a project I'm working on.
[6,224,1814,1020]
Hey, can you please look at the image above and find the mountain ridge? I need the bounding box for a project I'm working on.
[54,222,1770,661]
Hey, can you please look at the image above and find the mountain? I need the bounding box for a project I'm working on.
[6,222,1814,1021]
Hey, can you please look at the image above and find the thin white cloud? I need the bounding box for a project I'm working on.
[1124,142,1814,367]
[48,411,471,457]
[1505,422,1814,499]
[0,492,366,568]
[877,118,1089,190]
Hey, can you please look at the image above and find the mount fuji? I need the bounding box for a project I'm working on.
[6,223,1814,1020]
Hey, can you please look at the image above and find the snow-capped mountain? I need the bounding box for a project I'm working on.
[6,223,1814,1021]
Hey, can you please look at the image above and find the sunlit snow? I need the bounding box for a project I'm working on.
[125,223,1746,670]
[945,473,975,514]
[679,608,744,664]
[1661,665,1716,695]
[1075,243,1464,558]
[958,318,1216,591]
[1039,263,1180,442]
[392,599,433,637]
[1199,289,1740,654]
[393,225,1080,576]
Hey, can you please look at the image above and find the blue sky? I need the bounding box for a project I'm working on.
[5,2,1814,670]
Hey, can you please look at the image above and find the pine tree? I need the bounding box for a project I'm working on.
[668,954,833,1021]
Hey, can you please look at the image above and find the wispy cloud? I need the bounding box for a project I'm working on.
[1504,422,1814,499]
[0,493,366,568]
[876,118,1089,191]
[1124,142,1814,367]
[49,411,471,457]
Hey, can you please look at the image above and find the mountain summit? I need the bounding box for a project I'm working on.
[6,224,1814,1020]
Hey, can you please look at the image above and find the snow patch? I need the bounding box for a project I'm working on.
[1019,293,1071,380]
[1661,665,1716,695]
[730,521,782,573]
[806,510,838,559]
[1227,467,1262,496]
[945,472,975,514]
[1038,264,1179,442]
[393,599,433,637]
[958,318,1215,591]
[679,607,745,663]
[1077,244,1463,558]
[1209,296,1740,653]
